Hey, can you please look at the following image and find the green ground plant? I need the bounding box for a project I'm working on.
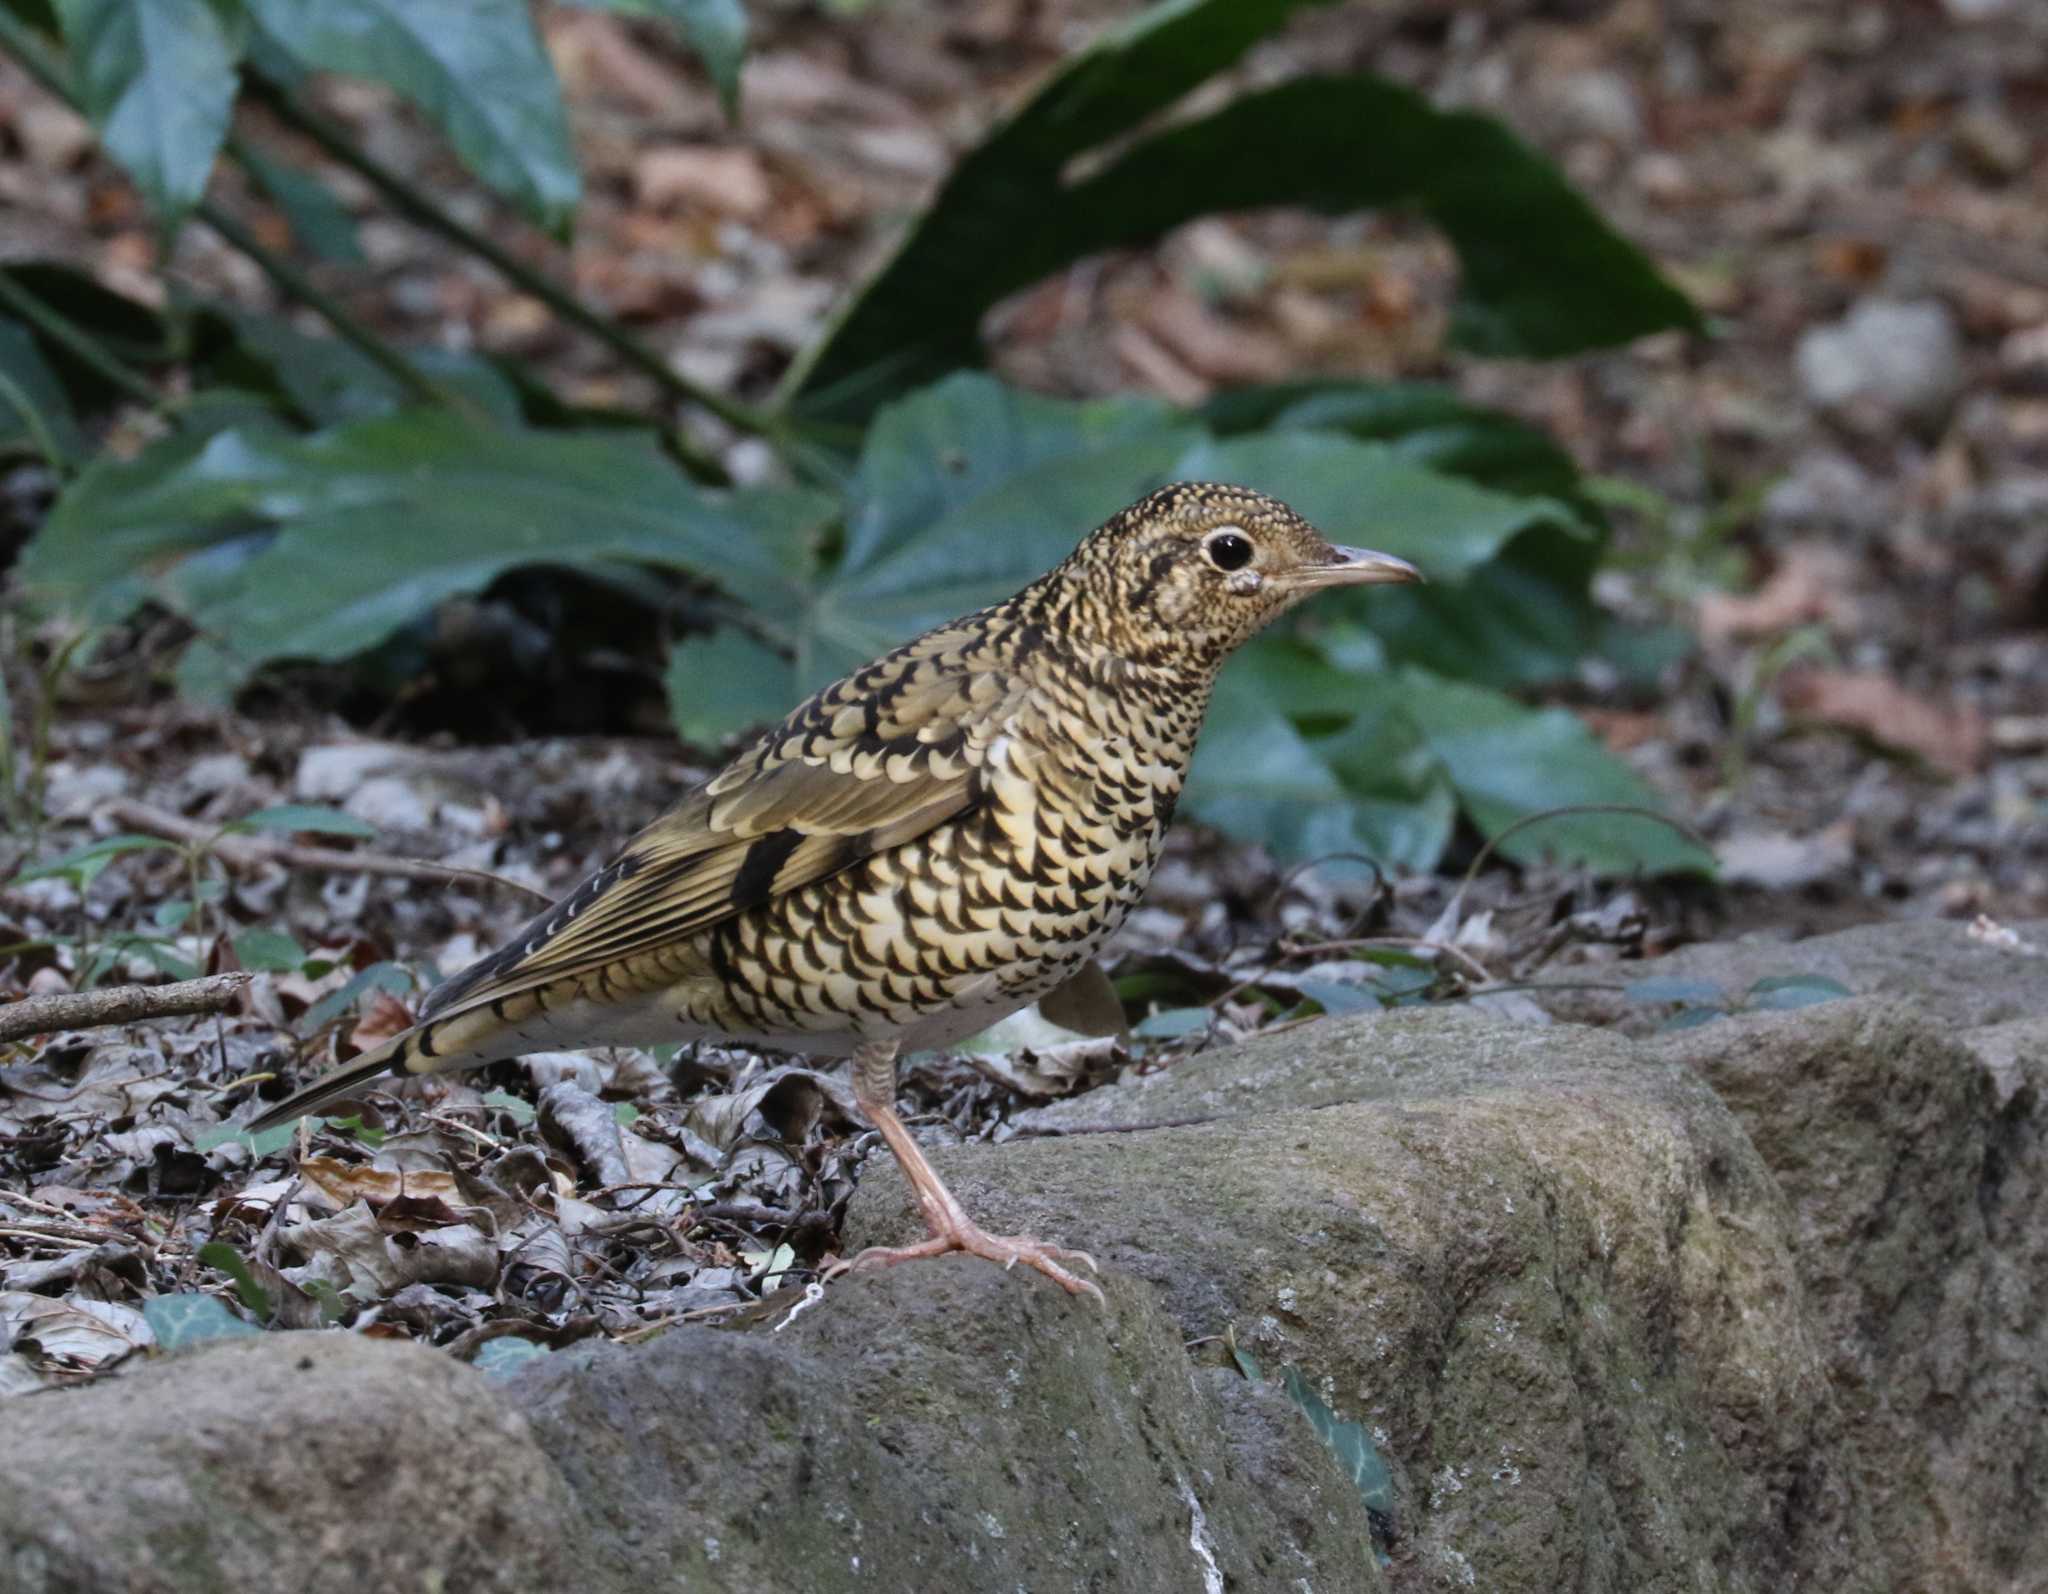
[1,0,1712,883]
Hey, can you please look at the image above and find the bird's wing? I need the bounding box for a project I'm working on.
[419,625,1025,1024]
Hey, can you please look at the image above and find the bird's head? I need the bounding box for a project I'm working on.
[1060,482,1423,671]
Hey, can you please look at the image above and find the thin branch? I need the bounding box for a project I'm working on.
[245,77,786,445]
[0,972,250,1045]
[99,797,552,902]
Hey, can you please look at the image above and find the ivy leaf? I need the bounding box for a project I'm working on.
[143,1292,261,1350]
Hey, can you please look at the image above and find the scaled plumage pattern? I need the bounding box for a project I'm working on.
[252,483,1422,1298]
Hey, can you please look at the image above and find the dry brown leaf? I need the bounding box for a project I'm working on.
[349,988,413,1051]
[1779,667,1989,776]
[297,1157,463,1213]
[634,146,773,218]
[1697,544,1860,642]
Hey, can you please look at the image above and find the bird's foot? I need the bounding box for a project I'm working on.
[826,1220,1104,1303]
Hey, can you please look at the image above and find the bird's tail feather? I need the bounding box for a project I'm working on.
[247,1028,425,1132]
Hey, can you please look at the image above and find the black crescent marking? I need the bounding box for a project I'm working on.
[731,828,807,911]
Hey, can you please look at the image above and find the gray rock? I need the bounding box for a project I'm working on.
[1795,297,1965,420]
[0,1262,1381,1594]
[1653,1000,2048,1594]
[0,1333,581,1593]
[1537,915,2048,1035]
[519,1264,1383,1594]
[862,1012,1877,1593]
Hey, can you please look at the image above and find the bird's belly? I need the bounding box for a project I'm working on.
[687,804,1161,1051]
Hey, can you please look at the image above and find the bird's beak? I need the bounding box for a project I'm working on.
[1278,546,1425,591]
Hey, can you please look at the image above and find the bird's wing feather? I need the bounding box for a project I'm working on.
[419,626,1024,1023]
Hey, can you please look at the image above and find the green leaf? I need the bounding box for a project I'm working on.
[1185,650,1456,873]
[19,411,838,689]
[480,1088,536,1124]
[143,1292,261,1350]
[801,373,1196,687]
[788,0,1694,418]
[55,0,241,223]
[1659,1005,1727,1033]
[1393,669,1714,876]
[1277,1364,1396,1546]
[16,832,179,887]
[1169,430,1579,582]
[236,146,367,264]
[565,0,746,116]
[196,1239,274,1317]
[200,310,523,427]
[1201,380,1590,509]
[194,1119,307,1156]
[1624,976,1725,1007]
[301,960,413,1032]
[226,803,376,839]
[665,629,793,749]
[1291,978,1379,1016]
[231,927,306,973]
[0,319,84,465]
[1132,1006,1212,1040]
[1744,974,1853,1012]
[473,1335,551,1377]
[247,0,580,233]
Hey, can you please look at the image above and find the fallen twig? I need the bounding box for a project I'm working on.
[100,797,552,902]
[0,971,251,1045]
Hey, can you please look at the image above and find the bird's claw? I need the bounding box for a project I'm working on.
[827,1222,1105,1304]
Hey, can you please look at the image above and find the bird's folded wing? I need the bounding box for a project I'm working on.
[420,637,1022,1024]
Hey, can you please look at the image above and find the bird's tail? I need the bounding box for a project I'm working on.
[247,1028,429,1132]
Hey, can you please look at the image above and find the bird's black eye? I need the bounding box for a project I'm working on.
[1204,530,1253,572]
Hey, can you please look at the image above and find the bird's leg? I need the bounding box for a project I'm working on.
[826,1039,1103,1302]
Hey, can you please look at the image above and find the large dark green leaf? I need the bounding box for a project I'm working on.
[53,0,241,222]
[1186,650,1456,873]
[566,0,746,116]
[1184,641,1709,877]
[247,0,579,233]
[1393,667,1712,874]
[1201,380,1590,508]
[0,318,84,464]
[787,0,1696,419]
[197,310,522,426]
[19,410,836,687]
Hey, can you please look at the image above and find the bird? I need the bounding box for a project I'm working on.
[250,483,1422,1300]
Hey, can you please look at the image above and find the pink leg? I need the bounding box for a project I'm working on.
[825,1041,1103,1303]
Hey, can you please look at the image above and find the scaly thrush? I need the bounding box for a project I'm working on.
[251,483,1422,1299]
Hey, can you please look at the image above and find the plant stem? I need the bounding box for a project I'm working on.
[197,201,472,415]
[0,269,161,408]
[245,77,786,444]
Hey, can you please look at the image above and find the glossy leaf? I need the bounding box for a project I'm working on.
[142,1292,261,1350]
[665,628,794,749]
[1393,669,1714,875]
[20,410,838,690]
[55,0,241,222]
[1745,973,1853,1012]
[248,0,580,232]
[1185,651,1456,874]
[0,319,84,464]
[231,928,308,973]
[226,803,376,838]
[789,0,1694,417]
